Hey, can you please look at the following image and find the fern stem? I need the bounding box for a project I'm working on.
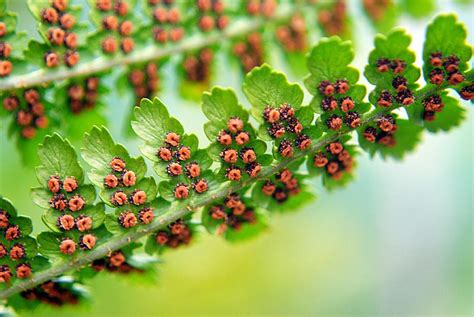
[0,4,303,91]
[0,75,443,302]
[0,115,388,299]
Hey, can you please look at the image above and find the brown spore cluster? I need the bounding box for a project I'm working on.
[260,168,301,204]
[154,219,192,249]
[245,0,277,17]
[91,250,143,274]
[2,88,49,139]
[0,18,13,77]
[67,77,100,114]
[312,140,355,180]
[318,79,362,131]
[156,132,209,199]
[363,0,392,22]
[46,174,98,254]
[317,0,347,36]
[216,117,262,181]
[196,0,228,32]
[208,193,257,233]
[104,157,154,229]
[428,52,465,86]
[375,57,415,107]
[128,62,160,103]
[275,14,307,53]
[233,32,264,73]
[0,206,35,283]
[263,103,311,157]
[363,114,397,147]
[148,0,184,43]
[183,48,213,83]
[20,280,81,306]
[95,0,135,54]
[40,0,80,67]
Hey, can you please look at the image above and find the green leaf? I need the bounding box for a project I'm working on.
[305,36,359,95]
[82,126,129,170]
[157,181,176,202]
[132,98,184,147]
[8,32,28,60]
[27,0,51,18]
[13,216,33,237]
[30,255,50,272]
[82,126,147,188]
[20,236,38,259]
[202,87,249,128]
[0,11,17,33]
[400,0,435,18]
[243,64,304,121]
[423,14,472,81]
[36,133,84,186]
[0,196,17,218]
[364,29,420,89]
[104,214,128,235]
[24,40,50,68]
[30,187,51,209]
[364,2,398,32]
[297,106,315,126]
[424,94,466,133]
[305,36,368,119]
[37,231,63,259]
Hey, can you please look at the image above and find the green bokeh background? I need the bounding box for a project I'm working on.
[1,1,473,316]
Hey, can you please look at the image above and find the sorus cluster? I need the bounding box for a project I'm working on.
[183,48,213,82]
[312,140,354,180]
[318,79,362,131]
[317,0,347,36]
[154,219,192,249]
[148,0,184,43]
[263,103,311,157]
[40,0,80,68]
[260,168,301,204]
[216,117,262,181]
[67,77,100,114]
[128,62,159,103]
[0,209,33,283]
[104,157,155,228]
[208,193,256,233]
[244,0,277,17]
[375,57,415,107]
[459,83,474,101]
[95,0,135,55]
[275,14,307,53]
[428,52,465,86]
[0,19,13,77]
[421,94,444,122]
[91,250,140,274]
[233,32,264,73]
[47,174,97,255]
[2,89,49,139]
[196,0,228,32]
[156,132,209,199]
[363,114,397,147]
[363,0,392,22]
[20,280,81,306]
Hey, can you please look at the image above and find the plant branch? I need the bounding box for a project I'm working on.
[0,80,443,301]
[0,112,389,300]
[0,4,304,91]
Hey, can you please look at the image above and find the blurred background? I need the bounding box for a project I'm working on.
[0,0,473,316]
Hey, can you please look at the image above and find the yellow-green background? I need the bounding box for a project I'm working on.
[0,1,473,316]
